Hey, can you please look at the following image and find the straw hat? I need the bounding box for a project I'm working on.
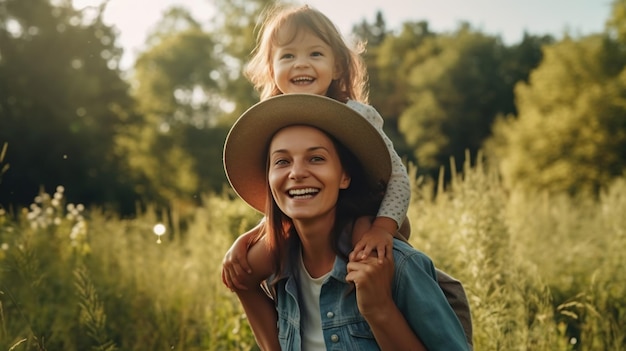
[223,94,391,212]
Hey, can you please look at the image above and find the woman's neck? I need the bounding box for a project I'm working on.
[293,217,336,278]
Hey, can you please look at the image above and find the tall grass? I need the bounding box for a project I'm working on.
[1,161,625,350]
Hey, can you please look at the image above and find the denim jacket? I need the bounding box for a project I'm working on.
[268,227,470,350]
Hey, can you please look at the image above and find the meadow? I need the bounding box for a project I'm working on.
[1,158,625,350]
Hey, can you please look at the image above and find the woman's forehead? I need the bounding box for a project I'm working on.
[269,125,334,149]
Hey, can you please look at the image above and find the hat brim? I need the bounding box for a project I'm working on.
[223,94,391,213]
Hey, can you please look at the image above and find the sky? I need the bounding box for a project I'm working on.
[73,0,613,71]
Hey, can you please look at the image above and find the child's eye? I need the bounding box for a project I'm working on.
[280,53,294,60]
[311,51,323,57]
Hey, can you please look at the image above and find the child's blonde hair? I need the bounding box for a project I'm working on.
[244,4,369,103]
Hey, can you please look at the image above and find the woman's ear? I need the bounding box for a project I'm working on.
[339,172,351,189]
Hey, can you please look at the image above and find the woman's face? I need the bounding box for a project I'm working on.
[267,125,351,222]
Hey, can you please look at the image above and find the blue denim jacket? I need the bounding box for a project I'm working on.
[269,229,470,350]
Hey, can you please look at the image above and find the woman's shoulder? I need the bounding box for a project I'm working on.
[391,239,436,274]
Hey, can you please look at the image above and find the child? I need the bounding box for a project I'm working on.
[221,4,411,289]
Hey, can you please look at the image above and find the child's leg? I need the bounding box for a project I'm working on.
[398,216,411,241]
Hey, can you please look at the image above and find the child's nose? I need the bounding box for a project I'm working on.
[294,56,310,68]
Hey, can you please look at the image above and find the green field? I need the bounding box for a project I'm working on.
[1,161,625,350]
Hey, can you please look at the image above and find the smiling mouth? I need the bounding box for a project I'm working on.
[291,76,315,85]
[288,187,320,198]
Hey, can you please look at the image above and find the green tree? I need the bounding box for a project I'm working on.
[607,0,626,43]
[488,34,626,194]
[119,7,230,207]
[353,18,430,161]
[395,24,538,175]
[0,0,137,212]
[208,0,278,123]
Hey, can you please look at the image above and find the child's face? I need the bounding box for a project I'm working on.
[271,29,340,96]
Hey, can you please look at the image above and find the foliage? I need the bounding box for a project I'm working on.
[207,0,277,121]
[2,167,625,350]
[487,33,626,195]
[607,0,626,44]
[407,156,626,350]
[391,25,549,176]
[121,15,226,207]
[0,0,138,212]
[0,186,259,351]
[2,0,624,214]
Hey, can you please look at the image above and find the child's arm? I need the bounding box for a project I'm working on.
[222,221,274,291]
[350,216,396,263]
[221,223,259,290]
[346,101,411,262]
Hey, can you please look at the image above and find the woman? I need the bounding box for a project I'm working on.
[223,93,469,350]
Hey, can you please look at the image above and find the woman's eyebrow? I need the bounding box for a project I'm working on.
[270,145,329,155]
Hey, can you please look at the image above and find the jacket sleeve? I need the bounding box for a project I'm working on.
[392,242,471,351]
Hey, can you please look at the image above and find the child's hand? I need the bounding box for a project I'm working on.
[350,217,394,264]
[346,254,395,317]
[221,235,253,291]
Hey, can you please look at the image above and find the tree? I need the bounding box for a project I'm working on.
[487,34,626,194]
[356,20,435,163]
[208,0,277,123]
[395,25,533,175]
[607,0,626,44]
[119,7,230,207]
[0,0,137,212]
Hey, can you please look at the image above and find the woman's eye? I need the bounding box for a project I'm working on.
[310,156,325,162]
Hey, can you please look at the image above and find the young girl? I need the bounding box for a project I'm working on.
[222,3,411,290]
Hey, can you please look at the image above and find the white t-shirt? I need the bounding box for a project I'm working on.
[298,251,332,351]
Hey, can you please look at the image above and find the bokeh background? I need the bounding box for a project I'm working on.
[1,0,625,350]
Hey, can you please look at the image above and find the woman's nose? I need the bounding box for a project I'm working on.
[289,160,309,180]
